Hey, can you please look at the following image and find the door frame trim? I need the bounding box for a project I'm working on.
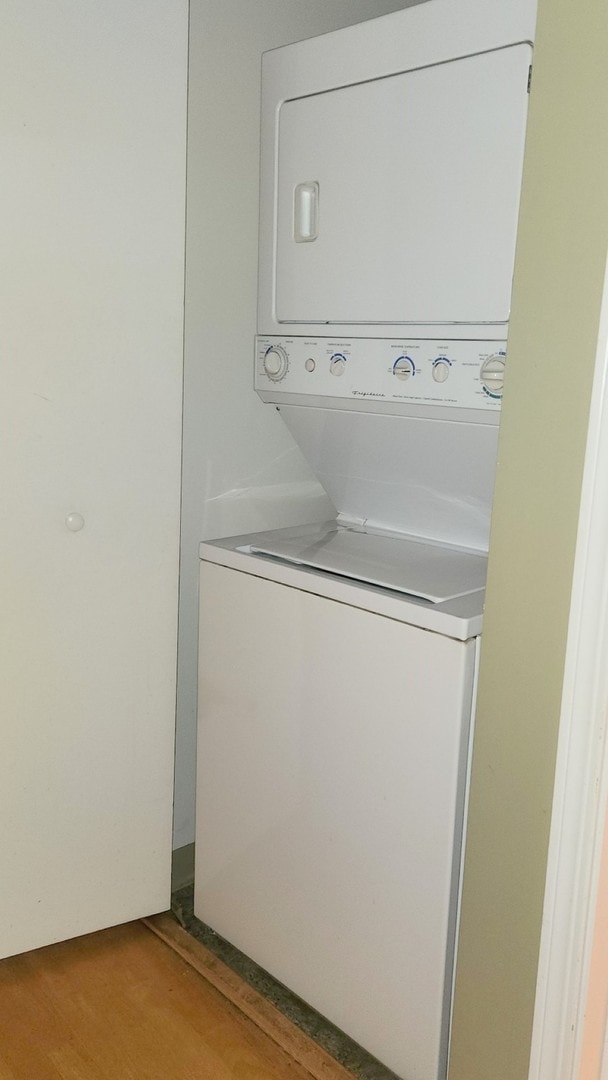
[528,253,608,1079]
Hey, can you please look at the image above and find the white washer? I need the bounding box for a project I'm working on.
[196,524,482,1080]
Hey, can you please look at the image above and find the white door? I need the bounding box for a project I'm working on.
[0,2,187,959]
[196,560,476,1080]
[276,44,532,326]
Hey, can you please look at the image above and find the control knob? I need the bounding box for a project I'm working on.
[432,358,450,384]
[480,352,506,398]
[393,355,415,381]
[263,345,289,382]
[330,353,347,376]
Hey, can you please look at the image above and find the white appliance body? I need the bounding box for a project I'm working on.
[196,2,536,1078]
[196,533,480,1080]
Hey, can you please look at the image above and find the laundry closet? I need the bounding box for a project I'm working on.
[0,0,549,1078]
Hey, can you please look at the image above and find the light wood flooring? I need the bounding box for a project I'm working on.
[0,919,348,1080]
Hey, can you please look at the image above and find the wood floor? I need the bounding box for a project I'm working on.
[0,919,337,1080]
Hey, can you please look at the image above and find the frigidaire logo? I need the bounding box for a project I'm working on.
[352,391,386,398]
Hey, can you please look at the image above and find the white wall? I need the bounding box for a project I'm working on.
[176,0,415,849]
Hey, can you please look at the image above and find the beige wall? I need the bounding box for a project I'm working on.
[449,2,608,1077]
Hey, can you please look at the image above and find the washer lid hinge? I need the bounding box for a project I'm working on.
[336,513,367,532]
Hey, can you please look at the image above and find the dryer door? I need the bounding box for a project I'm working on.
[275,43,532,327]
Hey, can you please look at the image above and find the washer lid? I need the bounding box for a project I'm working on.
[250,527,487,603]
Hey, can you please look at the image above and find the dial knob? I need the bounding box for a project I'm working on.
[432,358,450,384]
[330,353,347,376]
[263,345,288,382]
[393,355,415,381]
[480,352,506,398]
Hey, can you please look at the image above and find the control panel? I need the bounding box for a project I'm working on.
[255,336,506,412]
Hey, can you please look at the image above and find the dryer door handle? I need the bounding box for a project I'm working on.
[294,181,319,243]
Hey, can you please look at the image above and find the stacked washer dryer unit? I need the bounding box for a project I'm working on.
[195,2,536,1079]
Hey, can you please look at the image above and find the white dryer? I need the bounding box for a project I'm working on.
[195,2,536,1078]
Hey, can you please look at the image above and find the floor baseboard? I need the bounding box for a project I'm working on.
[143,911,356,1080]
